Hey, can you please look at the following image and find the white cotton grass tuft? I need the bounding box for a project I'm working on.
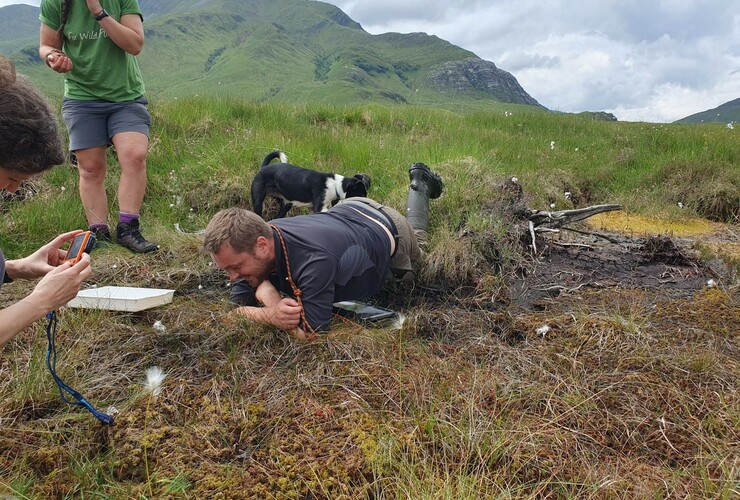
[389,313,407,330]
[145,366,166,397]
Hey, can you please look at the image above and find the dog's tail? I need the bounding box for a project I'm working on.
[260,150,289,168]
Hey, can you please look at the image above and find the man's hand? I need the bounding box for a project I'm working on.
[253,280,302,329]
[268,297,302,330]
[230,297,303,331]
[230,281,315,338]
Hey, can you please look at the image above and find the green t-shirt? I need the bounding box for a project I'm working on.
[39,0,145,101]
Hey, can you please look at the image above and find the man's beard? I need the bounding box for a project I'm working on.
[246,254,274,288]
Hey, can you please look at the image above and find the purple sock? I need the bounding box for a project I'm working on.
[119,212,139,225]
[89,223,109,231]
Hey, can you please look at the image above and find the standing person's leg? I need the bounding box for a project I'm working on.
[113,131,148,215]
[62,99,113,244]
[74,146,109,227]
[110,98,157,253]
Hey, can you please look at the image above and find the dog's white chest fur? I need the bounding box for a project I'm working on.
[320,175,345,211]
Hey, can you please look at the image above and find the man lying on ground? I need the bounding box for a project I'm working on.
[203,163,443,340]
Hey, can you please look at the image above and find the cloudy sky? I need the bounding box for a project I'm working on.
[4,0,738,122]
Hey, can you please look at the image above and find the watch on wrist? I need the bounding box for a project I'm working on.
[94,9,109,21]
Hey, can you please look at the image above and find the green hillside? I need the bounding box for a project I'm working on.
[675,97,740,124]
[0,4,38,55]
[0,0,542,111]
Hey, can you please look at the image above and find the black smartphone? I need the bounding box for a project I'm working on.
[64,231,96,264]
[332,300,397,323]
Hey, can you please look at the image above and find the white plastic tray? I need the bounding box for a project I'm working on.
[68,286,175,312]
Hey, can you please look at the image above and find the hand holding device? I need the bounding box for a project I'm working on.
[64,231,96,264]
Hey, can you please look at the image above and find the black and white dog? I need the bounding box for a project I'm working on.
[250,151,371,219]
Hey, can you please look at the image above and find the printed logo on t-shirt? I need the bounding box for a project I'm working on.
[67,29,108,42]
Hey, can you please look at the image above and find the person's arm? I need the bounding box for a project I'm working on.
[0,254,91,347]
[39,24,73,73]
[86,0,144,55]
[0,291,51,347]
[233,280,305,334]
[4,230,81,280]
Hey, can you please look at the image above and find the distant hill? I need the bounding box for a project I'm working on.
[675,97,740,124]
[0,0,544,111]
[0,4,38,56]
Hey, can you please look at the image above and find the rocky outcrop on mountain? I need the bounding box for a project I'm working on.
[577,111,618,121]
[425,57,543,107]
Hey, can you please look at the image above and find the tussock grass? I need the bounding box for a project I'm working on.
[1,99,739,498]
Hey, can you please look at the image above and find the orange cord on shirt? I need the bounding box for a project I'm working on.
[270,224,319,341]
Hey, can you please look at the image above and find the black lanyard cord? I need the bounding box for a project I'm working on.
[45,311,114,425]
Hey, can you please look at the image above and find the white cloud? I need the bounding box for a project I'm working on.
[332,0,740,122]
[0,0,38,7]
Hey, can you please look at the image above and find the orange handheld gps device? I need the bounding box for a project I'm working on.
[64,231,96,264]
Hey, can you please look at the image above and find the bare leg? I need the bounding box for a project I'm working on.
[112,131,148,214]
[111,131,157,252]
[75,146,109,225]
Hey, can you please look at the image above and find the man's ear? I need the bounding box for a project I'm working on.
[254,235,271,257]
[254,236,266,251]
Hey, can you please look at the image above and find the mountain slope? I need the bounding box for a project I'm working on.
[0,4,38,55]
[675,97,740,124]
[0,0,543,111]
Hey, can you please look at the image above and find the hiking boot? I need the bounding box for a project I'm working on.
[116,220,158,253]
[409,162,444,199]
[90,226,112,251]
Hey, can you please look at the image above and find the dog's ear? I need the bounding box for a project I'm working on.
[354,173,371,191]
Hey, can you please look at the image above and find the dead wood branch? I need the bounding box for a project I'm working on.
[527,204,623,229]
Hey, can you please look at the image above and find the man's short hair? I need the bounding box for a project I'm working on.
[0,56,65,173]
[203,208,272,255]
